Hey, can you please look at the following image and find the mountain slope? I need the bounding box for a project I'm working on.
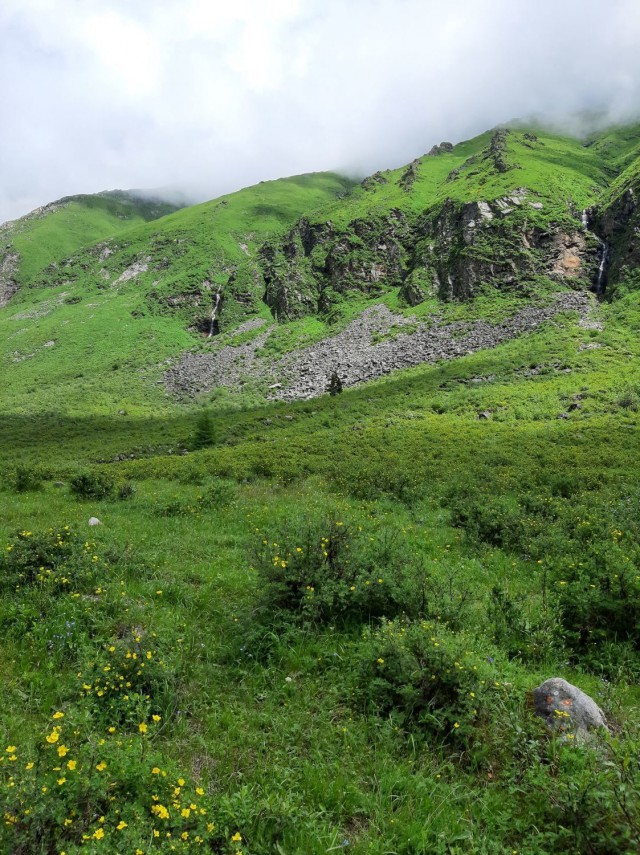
[260,125,640,319]
[1,122,640,855]
[2,123,640,416]
[0,173,354,414]
[0,190,184,306]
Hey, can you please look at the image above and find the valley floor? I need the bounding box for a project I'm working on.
[1,291,639,855]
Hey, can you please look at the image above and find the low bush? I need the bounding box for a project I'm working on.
[78,631,178,727]
[116,480,136,500]
[197,479,236,509]
[252,515,426,625]
[6,464,45,492]
[0,710,232,854]
[0,526,97,593]
[70,470,115,500]
[487,585,565,664]
[552,556,640,670]
[352,618,499,743]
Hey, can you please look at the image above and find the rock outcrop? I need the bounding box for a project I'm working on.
[0,249,20,307]
[595,178,639,296]
[533,678,608,736]
[260,184,603,316]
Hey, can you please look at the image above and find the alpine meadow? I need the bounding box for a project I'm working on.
[1,118,640,855]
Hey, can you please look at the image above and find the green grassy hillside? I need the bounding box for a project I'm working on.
[0,122,639,855]
[1,190,183,288]
[1,289,639,853]
[4,125,640,415]
[0,173,354,414]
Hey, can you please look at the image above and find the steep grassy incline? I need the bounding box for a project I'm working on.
[0,191,183,305]
[0,173,354,414]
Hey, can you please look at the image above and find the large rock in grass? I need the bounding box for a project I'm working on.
[533,678,608,735]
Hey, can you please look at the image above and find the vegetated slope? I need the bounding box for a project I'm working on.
[259,124,640,319]
[2,123,640,416]
[1,283,639,853]
[0,190,183,306]
[0,173,354,414]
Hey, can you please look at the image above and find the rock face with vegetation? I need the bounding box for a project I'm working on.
[255,127,634,323]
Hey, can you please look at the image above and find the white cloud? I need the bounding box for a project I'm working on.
[1,0,640,221]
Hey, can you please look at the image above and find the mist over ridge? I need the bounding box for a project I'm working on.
[2,0,640,220]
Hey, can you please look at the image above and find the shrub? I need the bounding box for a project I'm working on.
[116,480,136,500]
[252,516,426,626]
[552,557,640,663]
[70,470,115,500]
[352,618,498,742]
[487,585,565,664]
[197,479,236,509]
[191,410,216,450]
[0,526,79,591]
[79,631,177,726]
[0,710,228,854]
[328,460,424,503]
[7,464,44,493]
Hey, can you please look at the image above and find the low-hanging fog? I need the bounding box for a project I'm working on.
[2,0,640,222]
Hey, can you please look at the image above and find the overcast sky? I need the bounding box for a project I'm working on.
[2,0,640,222]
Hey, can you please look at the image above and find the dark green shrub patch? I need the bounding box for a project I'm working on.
[153,480,236,517]
[70,470,115,500]
[5,464,45,492]
[197,479,237,509]
[252,515,426,625]
[0,526,99,594]
[328,458,425,503]
[552,556,640,663]
[487,585,565,664]
[353,618,498,743]
[116,480,136,500]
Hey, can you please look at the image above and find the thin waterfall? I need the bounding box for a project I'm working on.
[596,243,609,295]
[581,209,609,295]
[208,291,221,337]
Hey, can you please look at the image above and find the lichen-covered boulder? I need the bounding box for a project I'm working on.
[533,678,608,735]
